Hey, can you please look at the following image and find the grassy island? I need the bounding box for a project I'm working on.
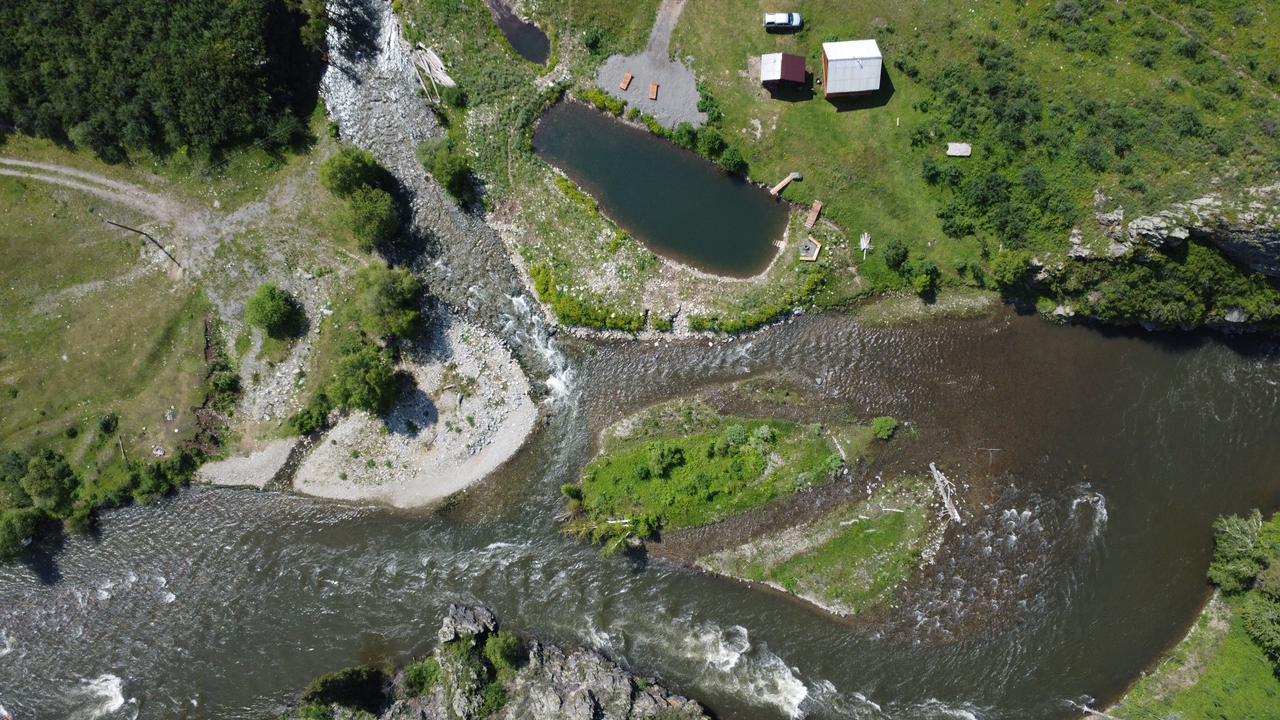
[562,397,877,550]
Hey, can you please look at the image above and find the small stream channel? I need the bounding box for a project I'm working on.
[534,101,790,278]
[3,308,1280,719]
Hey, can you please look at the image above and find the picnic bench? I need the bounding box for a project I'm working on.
[649,82,659,100]
[620,73,633,91]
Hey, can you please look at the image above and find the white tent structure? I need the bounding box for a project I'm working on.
[821,39,882,97]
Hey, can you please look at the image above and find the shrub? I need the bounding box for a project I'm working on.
[696,128,727,160]
[403,657,440,697]
[671,123,697,150]
[245,284,303,339]
[719,146,747,175]
[98,414,119,435]
[989,249,1033,292]
[328,345,397,414]
[1240,593,1280,662]
[1258,561,1280,601]
[560,483,584,502]
[1208,510,1267,593]
[872,416,898,440]
[910,258,941,298]
[321,146,385,198]
[483,630,523,677]
[20,449,77,516]
[421,135,476,207]
[301,665,388,714]
[353,264,424,341]
[0,451,31,510]
[696,84,723,125]
[578,88,625,116]
[289,397,331,435]
[882,239,909,272]
[350,187,400,251]
[0,507,43,558]
[648,442,685,477]
[441,86,468,109]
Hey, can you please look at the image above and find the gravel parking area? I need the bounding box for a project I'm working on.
[594,0,706,128]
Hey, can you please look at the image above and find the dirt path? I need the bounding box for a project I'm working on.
[0,156,221,271]
[646,0,687,56]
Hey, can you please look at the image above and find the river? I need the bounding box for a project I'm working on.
[3,307,1279,720]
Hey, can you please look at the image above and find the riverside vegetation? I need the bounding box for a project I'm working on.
[1111,509,1280,717]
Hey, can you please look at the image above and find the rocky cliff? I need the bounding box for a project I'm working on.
[296,604,709,720]
[1103,185,1280,275]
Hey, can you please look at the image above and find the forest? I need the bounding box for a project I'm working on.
[0,0,327,161]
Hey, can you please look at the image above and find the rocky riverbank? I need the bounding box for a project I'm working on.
[292,604,709,720]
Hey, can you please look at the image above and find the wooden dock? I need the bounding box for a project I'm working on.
[649,82,660,100]
[620,73,633,91]
[769,172,800,197]
[804,200,823,229]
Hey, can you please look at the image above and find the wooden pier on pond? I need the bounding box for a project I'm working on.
[770,172,801,197]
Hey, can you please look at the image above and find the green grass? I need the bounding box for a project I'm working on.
[0,176,209,466]
[670,0,1280,304]
[568,398,864,538]
[1114,596,1280,719]
[705,474,937,614]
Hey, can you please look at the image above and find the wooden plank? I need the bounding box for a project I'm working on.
[804,200,823,229]
[620,73,633,91]
[649,82,659,100]
[769,172,799,197]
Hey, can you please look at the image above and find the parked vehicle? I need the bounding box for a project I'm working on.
[763,12,803,31]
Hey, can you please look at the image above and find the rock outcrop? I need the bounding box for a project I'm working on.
[1106,185,1280,275]
[302,604,709,720]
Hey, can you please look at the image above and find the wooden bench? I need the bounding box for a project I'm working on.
[619,73,633,91]
[804,200,823,229]
[649,82,659,100]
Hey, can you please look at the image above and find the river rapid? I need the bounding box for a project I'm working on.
[3,307,1280,720]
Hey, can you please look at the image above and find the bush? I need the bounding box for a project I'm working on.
[20,449,77,516]
[421,135,476,207]
[483,630,523,677]
[321,146,386,198]
[403,658,440,697]
[98,414,119,435]
[560,483,584,502]
[1240,593,1280,662]
[872,416,898,440]
[0,507,43,558]
[301,665,388,714]
[289,397,331,435]
[578,88,625,116]
[671,123,697,150]
[0,451,31,510]
[245,284,303,339]
[696,128,727,160]
[350,187,400,251]
[719,146,747,175]
[1208,510,1268,593]
[328,345,397,414]
[353,264,424,341]
[989,249,1033,293]
[909,258,941,298]
[882,239,909,272]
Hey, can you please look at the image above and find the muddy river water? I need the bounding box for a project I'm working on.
[3,308,1280,719]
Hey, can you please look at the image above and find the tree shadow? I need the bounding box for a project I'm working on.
[766,73,816,103]
[826,67,896,112]
[384,373,438,438]
[330,0,382,62]
[21,527,66,585]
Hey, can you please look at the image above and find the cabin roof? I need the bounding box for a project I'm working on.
[822,40,882,94]
[823,39,882,61]
[761,52,806,84]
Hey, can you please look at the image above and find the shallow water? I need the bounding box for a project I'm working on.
[484,0,549,65]
[534,101,790,278]
[3,309,1280,719]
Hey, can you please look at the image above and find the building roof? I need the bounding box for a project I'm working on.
[823,39,882,61]
[761,52,806,84]
[822,39,883,94]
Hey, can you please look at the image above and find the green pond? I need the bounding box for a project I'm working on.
[534,101,790,278]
